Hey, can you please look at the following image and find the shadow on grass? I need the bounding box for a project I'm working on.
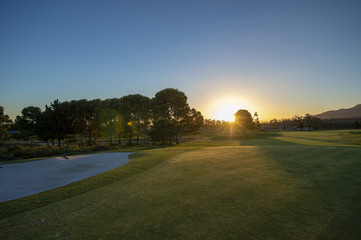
[258,145,361,239]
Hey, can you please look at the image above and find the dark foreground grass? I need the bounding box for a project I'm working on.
[1,130,361,239]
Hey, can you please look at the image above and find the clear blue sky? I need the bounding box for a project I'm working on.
[1,0,361,120]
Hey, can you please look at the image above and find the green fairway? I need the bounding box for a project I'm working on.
[1,130,361,239]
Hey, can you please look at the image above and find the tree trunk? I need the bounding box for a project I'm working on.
[176,134,181,144]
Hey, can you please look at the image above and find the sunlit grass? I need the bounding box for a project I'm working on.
[276,130,361,147]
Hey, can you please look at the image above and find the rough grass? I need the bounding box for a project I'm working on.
[1,130,361,239]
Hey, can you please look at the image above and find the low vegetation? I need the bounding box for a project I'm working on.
[1,130,361,239]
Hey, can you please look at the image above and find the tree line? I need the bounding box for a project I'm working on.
[261,114,361,130]
[4,88,204,146]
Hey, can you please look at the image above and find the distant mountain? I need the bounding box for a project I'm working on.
[314,104,361,119]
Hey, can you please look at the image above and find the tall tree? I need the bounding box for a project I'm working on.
[36,109,55,145]
[99,109,118,145]
[15,106,42,146]
[151,88,190,144]
[45,100,75,146]
[119,94,151,145]
[180,108,204,142]
[0,106,13,140]
[85,99,102,145]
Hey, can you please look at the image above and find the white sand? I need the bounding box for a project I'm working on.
[0,152,132,202]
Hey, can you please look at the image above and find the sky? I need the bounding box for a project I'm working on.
[1,0,361,121]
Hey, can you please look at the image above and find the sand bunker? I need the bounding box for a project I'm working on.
[0,152,132,202]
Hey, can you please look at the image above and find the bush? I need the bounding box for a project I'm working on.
[2,143,117,160]
[33,146,57,158]
[12,147,33,158]
[90,145,110,152]
[58,145,81,154]
[7,145,24,153]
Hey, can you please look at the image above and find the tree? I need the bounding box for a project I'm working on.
[253,112,261,130]
[234,109,254,131]
[119,94,151,145]
[36,109,55,145]
[304,114,312,129]
[15,106,42,145]
[45,100,75,146]
[85,99,102,145]
[99,109,118,145]
[0,106,12,140]
[182,108,204,140]
[151,88,191,144]
[292,115,304,130]
[149,119,176,147]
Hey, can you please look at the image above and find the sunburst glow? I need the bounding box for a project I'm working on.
[210,96,249,122]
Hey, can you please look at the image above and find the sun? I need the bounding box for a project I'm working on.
[213,104,239,122]
[210,96,248,122]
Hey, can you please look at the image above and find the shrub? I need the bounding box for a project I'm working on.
[33,146,56,158]
[58,145,81,155]
[12,146,33,158]
[90,145,110,152]
[7,145,24,153]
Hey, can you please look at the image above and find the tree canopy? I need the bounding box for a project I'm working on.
[12,88,203,146]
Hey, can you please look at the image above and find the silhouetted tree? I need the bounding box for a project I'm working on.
[181,108,204,142]
[86,99,102,145]
[253,112,261,130]
[293,115,304,130]
[15,106,42,146]
[36,109,55,145]
[45,100,75,146]
[151,88,190,144]
[234,109,254,131]
[119,94,151,145]
[0,106,12,140]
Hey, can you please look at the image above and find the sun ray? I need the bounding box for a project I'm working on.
[209,96,251,122]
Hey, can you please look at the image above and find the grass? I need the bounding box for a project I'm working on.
[1,130,361,239]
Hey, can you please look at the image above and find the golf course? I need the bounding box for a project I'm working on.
[1,130,361,239]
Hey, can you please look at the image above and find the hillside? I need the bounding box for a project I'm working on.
[314,104,361,119]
